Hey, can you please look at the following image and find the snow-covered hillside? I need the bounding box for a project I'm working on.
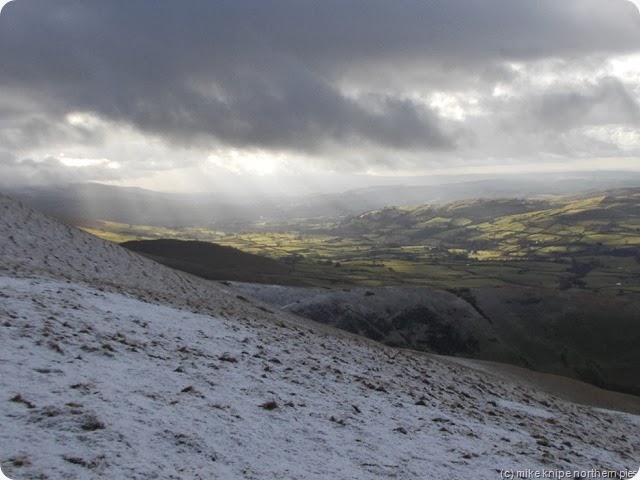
[1,194,638,479]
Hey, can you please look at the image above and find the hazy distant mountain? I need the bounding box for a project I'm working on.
[5,170,640,229]
[4,183,254,227]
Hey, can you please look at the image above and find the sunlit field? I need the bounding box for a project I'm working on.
[78,191,640,294]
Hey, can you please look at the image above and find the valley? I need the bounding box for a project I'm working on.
[80,189,640,294]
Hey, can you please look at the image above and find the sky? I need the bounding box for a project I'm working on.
[0,0,639,194]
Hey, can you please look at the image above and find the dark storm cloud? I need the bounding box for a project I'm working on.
[0,0,639,164]
[0,0,463,153]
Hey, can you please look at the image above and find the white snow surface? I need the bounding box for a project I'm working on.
[1,194,639,479]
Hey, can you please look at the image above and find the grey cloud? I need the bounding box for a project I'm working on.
[0,0,639,179]
[3,1,638,74]
[0,151,122,188]
[529,78,640,130]
[0,1,462,154]
[1,0,639,158]
[448,74,640,161]
[113,62,455,152]
[0,113,105,151]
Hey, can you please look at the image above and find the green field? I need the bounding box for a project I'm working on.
[78,189,640,294]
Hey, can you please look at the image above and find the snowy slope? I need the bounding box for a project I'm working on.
[1,194,639,479]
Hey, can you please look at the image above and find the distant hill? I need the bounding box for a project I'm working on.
[334,188,640,259]
[121,239,303,285]
[6,170,640,230]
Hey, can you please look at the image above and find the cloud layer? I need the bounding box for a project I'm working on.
[0,0,639,187]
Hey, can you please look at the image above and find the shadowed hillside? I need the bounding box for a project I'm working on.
[230,283,640,396]
[121,239,304,285]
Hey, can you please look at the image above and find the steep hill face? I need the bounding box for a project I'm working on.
[1,193,639,479]
[0,194,242,315]
[470,287,640,394]
[227,283,640,395]
[282,286,492,355]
